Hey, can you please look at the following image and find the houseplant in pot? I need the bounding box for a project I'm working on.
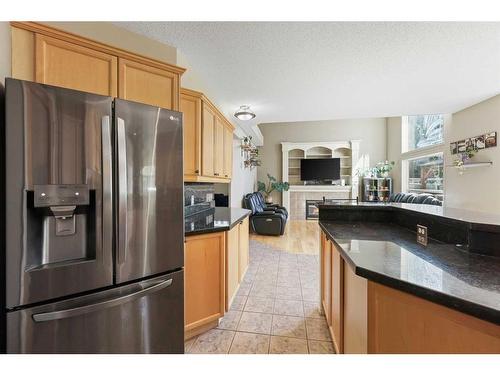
[257,174,290,204]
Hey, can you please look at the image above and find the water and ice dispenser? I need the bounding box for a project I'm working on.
[26,184,96,269]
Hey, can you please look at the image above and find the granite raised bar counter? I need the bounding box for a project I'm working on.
[318,202,500,353]
[184,207,251,339]
[185,207,251,236]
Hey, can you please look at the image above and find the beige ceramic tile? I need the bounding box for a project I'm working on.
[189,329,235,354]
[230,295,248,311]
[271,315,306,338]
[303,301,324,319]
[237,311,273,334]
[229,332,270,354]
[273,299,304,317]
[305,318,332,341]
[308,340,335,354]
[301,287,320,302]
[218,309,242,330]
[249,285,276,299]
[269,336,308,354]
[276,285,302,300]
[245,296,275,314]
[184,337,196,353]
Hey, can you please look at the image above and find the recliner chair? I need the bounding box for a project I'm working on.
[244,193,287,236]
[254,191,288,219]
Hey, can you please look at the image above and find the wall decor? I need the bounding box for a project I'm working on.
[485,131,497,148]
[241,136,261,169]
[450,131,496,155]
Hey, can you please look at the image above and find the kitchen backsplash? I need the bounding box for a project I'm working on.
[184,183,215,217]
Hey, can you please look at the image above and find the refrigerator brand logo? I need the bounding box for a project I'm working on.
[169,115,179,122]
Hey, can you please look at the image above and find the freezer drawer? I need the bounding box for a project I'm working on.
[7,271,184,354]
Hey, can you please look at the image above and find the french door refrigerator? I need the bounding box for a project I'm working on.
[3,78,184,353]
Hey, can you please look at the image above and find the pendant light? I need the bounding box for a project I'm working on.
[234,105,256,121]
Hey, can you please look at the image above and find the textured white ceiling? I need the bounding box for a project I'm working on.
[116,22,500,141]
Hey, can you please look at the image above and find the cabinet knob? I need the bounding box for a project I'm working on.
[195,169,199,174]
[214,173,219,176]
[225,174,228,177]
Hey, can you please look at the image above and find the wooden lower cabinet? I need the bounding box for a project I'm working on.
[321,234,332,326]
[184,232,225,339]
[367,282,500,353]
[225,217,250,311]
[320,228,500,354]
[330,242,344,353]
[225,225,240,311]
[238,217,250,282]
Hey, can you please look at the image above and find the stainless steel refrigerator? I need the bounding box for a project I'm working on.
[3,78,184,353]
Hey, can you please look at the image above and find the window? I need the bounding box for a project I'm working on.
[401,114,447,201]
[406,153,444,200]
[405,114,444,152]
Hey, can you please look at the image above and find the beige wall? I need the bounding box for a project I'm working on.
[43,22,177,65]
[257,118,388,204]
[0,22,11,84]
[445,95,500,213]
[386,117,403,192]
[230,137,257,207]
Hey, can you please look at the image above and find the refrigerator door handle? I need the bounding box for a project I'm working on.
[32,277,173,322]
[117,117,128,264]
[101,115,113,263]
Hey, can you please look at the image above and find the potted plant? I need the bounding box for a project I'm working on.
[257,173,290,204]
[376,160,395,178]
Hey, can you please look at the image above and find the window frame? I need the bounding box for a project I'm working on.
[401,115,449,199]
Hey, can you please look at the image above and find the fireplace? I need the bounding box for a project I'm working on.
[305,200,322,220]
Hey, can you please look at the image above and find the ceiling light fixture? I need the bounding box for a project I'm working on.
[234,105,256,121]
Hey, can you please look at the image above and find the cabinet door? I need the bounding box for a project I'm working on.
[184,232,225,332]
[223,125,233,179]
[180,92,201,177]
[238,217,249,282]
[35,34,117,96]
[202,104,216,177]
[225,225,240,311]
[118,58,179,109]
[214,117,224,177]
[331,243,344,353]
[321,236,332,326]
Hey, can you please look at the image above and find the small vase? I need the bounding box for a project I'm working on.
[265,195,273,204]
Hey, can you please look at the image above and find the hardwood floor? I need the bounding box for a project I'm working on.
[249,220,320,255]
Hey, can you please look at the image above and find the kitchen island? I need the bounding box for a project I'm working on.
[184,207,251,339]
[318,202,500,353]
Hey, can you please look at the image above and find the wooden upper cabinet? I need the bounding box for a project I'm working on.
[214,117,225,177]
[118,58,179,109]
[202,103,216,177]
[223,124,233,179]
[180,89,202,178]
[35,34,117,96]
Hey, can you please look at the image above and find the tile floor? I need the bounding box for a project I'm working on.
[185,240,335,354]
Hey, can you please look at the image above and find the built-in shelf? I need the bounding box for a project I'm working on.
[447,161,493,169]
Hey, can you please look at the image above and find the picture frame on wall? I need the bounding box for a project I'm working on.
[450,142,458,154]
[475,135,486,150]
[457,140,466,153]
[485,131,497,148]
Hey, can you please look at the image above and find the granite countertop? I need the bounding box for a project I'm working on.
[319,202,500,230]
[185,207,251,236]
[319,220,500,324]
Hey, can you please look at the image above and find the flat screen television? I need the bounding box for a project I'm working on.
[300,158,341,181]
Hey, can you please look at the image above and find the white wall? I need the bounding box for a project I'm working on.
[230,137,257,207]
[257,118,388,204]
[445,95,500,213]
[386,117,403,192]
[0,22,11,83]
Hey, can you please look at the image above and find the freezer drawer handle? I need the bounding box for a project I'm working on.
[32,278,172,322]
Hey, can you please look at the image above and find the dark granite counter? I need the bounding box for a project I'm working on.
[319,211,500,324]
[185,207,251,236]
